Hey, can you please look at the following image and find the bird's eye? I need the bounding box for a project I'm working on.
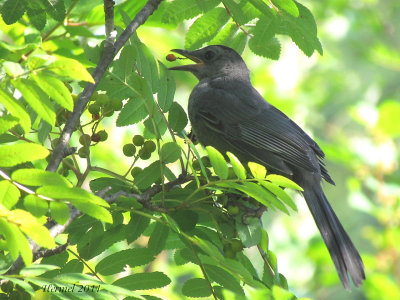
[204,50,215,61]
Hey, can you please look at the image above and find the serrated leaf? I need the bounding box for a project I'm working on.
[31,74,73,111]
[249,16,281,60]
[148,222,169,255]
[12,78,56,125]
[222,0,259,25]
[210,22,238,46]
[248,162,267,179]
[236,216,261,247]
[116,97,148,127]
[96,248,154,275]
[0,180,20,209]
[0,115,19,135]
[158,63,175,112]
[50,201,69,224]
[203,264,244,295]
[48,57,94,83]
[8,209,55,248]
[185,7,230,50]
[206,146,229,179]
[113,272,171,290]
[23,194,48,217]
[39,0,65,22]
[0,142,49,167]
[226,152,246,180]
[134,160,162,189]
[260,181,297,211]
[170,210,199,232]
[20,264,59,277]
[38,120,52,144]
[0,87,31,133]
[182,278,212,297]
[12,168,72,187]
[278,1,322,56]
[26,1,46,30]
[127,213,150,243]
[266,174,303,191]
[162,0,204,24]
[113,45,137,80]
[231,31,248,54]
[249,0,274,16]
[161,142,181,163]
[273,0,299,17]
[1,0,26,25]
[168,102,188,133]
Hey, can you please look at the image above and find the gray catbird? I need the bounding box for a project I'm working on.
[169,45,365,289]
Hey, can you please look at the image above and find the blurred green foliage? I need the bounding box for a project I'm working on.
[0,0,399,299]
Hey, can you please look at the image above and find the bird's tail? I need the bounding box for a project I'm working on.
[303,184,365,290]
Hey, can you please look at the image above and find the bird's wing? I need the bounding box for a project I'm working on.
[192,83,328,178]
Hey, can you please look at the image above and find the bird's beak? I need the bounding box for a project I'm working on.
[168,49,204,71]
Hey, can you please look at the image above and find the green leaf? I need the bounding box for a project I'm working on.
[0,142,49,167]
[157,63,175,112]
[0,87,31,133]
[113,45,137,81]
[273,0,299,17]
[116,96,148,127]
[133,36,160,93]
[161,142,181,163]
[265,174,303,191]
[272,285,295,300]
[0,218,32,264]
[96,248,154,275]
[39,0,65,22]
[185,7,230,50]
[168,102,188,133]
[377,100,400,137]
[170,210,199,232]
[277,2,323,56]
[206,146,229,179]
[134,160,162,189]
[48,57,94,83]
[12,168,72,187]
[26,1,46,30]
[182,278,212,297]
[31,74,73,111]
[37,185,112,223]
[23,194,48,217]
[1,0,26,25]
[221,0,259,25]
[12,78,56,125]
[113,272,171,290]
[162,0,217,24]
[226,152,247,180]
[249,0,274,16]
[0,115,19,135]
[203,264,245,295]
[260,181,297,211]
[236,216,262,247]
[0,276,35,295]
[8,209,55,248]
[20,264,59,277]
[127,213,150,243]
[50,201,69,224]
[37,185,109,207]
[249,16,281,60]
[248,162,267,179]
[0,180,20,209]
[148,222,169,255]
[3,61,25,77]
[38,120,52,144]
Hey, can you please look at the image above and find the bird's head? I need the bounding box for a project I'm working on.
[168,45,250,81]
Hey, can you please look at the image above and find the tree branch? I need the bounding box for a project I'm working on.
[47,0,163,172]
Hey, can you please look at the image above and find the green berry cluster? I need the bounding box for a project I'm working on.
[88,92,123,120]
[123,135,156,160]
[223,239,244,259]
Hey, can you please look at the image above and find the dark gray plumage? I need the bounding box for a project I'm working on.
[169,45,365,289]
